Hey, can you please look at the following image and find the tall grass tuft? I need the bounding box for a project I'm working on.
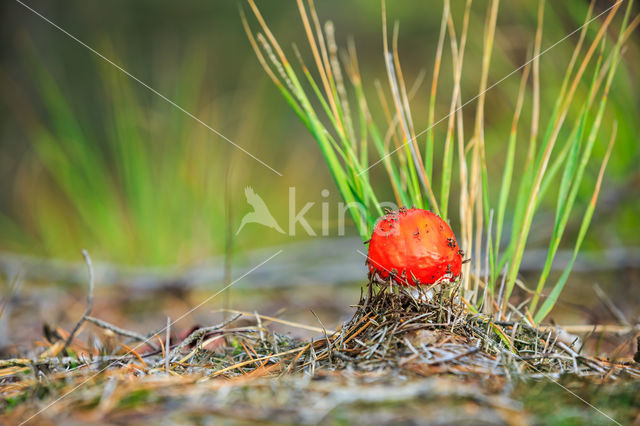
[244,0,636,323]
[2,43,238,265]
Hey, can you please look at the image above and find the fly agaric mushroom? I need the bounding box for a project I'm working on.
[366,207,463,286]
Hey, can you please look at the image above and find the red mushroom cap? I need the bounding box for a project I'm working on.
[366,207,463,286]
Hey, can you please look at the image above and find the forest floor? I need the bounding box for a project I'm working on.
[1,265,639,425]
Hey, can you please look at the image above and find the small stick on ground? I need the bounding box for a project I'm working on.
[158,313,242,367]
[311,310,333,364]
[165,317,171,373]
[62,250,94,353]
[255,310,265,343]
[593,283,630,326]
[85,316,159,351]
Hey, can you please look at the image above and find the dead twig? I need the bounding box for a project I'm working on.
[593,283,630,326]
[62,250,94,353]
[311,310,334,364]
[85,316,159,351]
[165,317,171,373]
[159,313,242,366]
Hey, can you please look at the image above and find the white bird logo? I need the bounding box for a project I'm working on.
[236,186,285,235]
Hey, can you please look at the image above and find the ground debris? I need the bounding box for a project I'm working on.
[1,281,639,424]
[294,281,640,381]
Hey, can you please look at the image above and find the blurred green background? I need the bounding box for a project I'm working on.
[0,0,638,268]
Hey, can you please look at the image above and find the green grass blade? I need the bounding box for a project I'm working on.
[534,123,616,323]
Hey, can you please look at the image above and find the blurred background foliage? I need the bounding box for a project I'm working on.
[0,0,638,267]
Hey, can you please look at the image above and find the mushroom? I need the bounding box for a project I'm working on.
[366,208,463,287]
